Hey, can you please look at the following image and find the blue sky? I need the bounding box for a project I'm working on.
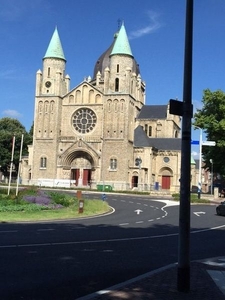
[1,0,225,157]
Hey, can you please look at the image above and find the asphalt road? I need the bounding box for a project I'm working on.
[0,193,225,300]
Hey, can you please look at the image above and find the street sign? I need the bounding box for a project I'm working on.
[191,140,199,145]
[202,141,216,146]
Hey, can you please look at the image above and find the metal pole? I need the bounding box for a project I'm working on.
[210,159,213,195]
[177,0,193,293]
[7,135,16,196]
[212,161,213,195]
[195,127,202,199]
[16,134,24,196]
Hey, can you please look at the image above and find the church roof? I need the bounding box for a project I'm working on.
[137,105,168,119]
[43,28,66,61]
[93,37,116,78]
[134,125,181,150]
[110,23,133,56]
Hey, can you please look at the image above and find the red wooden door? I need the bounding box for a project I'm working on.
[83,169,89,186]
[131,176,138,188]
[162,176,170,189]
[74,169,80,186]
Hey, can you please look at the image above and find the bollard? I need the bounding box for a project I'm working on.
[77,190,82,199]
[78,199,84,213]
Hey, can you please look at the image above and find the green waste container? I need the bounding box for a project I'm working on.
[97,185,112,191]
[97,185,103,191]
[104,185,112,191]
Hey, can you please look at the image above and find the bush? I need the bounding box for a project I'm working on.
[48,192,75,207]
[0,203,43,212]
[0,188,76,212]
[23,195,51,205]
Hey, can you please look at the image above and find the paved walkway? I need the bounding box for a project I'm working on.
[78,257,225,300]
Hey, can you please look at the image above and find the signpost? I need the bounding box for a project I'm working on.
[191,137,216,199]
[202,141,216,146]
[191,140,199,145]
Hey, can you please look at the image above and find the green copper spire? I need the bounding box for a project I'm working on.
[44,28,66,60]
[111,23,133,56]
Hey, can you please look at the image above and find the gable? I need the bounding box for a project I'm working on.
[63,81,103,105]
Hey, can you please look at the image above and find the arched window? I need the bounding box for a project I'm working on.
[110,158,117,170]
[40,157,47,168]
[115,78,119,92]
[145,124,148,134]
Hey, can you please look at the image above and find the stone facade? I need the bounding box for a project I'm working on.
[21,24,184,192]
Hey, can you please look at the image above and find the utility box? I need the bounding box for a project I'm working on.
[79,199,84,213]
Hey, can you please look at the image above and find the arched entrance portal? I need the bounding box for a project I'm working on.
[60,147,98,187]
[159,167,173,190]
[71,156,92,187]
[131,171,139,188]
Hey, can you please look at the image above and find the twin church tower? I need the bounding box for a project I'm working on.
[22,23,182,191]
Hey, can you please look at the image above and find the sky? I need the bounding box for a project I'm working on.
[1,0,225,158]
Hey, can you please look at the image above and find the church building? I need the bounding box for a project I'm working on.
[21,24,182,192]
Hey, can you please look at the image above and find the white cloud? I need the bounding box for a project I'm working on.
[0,0,48,22]
[2,110,22,118]
[129,10,163,40]
[0,69,17,80]
[191,151,199,158]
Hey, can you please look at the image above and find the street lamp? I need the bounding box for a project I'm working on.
[193,126,202,199]
[210,159,213,195]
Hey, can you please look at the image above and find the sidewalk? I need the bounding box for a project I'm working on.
[78,257,225,300]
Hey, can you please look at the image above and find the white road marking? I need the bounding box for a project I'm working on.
[134,209,143,215]
[155,200,179,207]
[0,230,18,233]
[136,221,143,224]
[119,223,129,226]
[37,228,55,232]
[193,212,206,217]
[1,224,225,249]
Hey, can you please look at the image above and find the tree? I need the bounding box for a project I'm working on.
[0,118,32,178]
[193,89,225,178]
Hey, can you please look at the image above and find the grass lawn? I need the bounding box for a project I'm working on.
[0,201,110,222]
[172,193,211,203]
[0,188,110,222]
